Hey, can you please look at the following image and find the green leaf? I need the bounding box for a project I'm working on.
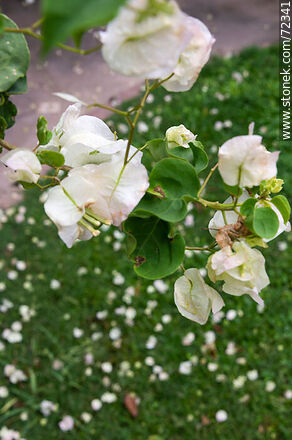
[240,198,257,232]
[19,181,36,189]
[253,207,279,239]
[41,0,127,54]
[37,116,53,145]
[124,217,185,279]
[0,93,17,139]
[0,15,5,35]
[270,195,291,224]
[134,194,187,223]
[147,138,168,162]
[37,150,65,167]
[223,182,243,197]
[0,14,30,92]
[6,76,27,95]
[134,158,199,223]
[190,140,208,174]
[149,158,199,200]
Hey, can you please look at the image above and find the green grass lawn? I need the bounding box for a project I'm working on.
[0,46,291,439]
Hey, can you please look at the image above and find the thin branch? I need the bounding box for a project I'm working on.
[87,102,128,116]
[197,163,218,198]
[3,27,102,55]
[0,138,17,151]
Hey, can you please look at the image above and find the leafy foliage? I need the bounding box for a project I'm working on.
[37,116,53,145]
[0,93,17,139]
[0,14,30,93]
[37,150,65,168]
[41,0,127,54]
[124,216,185,279]
[135,158,199,223]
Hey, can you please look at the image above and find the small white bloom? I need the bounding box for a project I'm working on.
[233,376,246,389]
[101,392,117,403]
[59,415,74,432]
[161,314,172,324]
[205,330,216,344]
[226,310,237,321]
[0,386,8,398]
[216,410,228,422]
[109,327,121,340]
[284,390,292,399]
[40,400,57,417]
[50,279,60,290]
[179,361,192,375]
[73,327,83,338]
[145,356,155,366]
[247,369,258,381]
[207,362,218,372]
[174,268,224,324]
[81,412,92,423]
[101,362,113,374]
[166,124,196,149]
[153,279,168,294]
[207,241,269,305]
[146,335,157,349]
[218,134,279,187]
[1,149,41,184]
[265,381,276,392]
[91,399,102,411]
[182,332,195,346]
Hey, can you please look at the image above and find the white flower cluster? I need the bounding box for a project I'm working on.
[1,104,149,248]
[174,132,290,324]
[100,0,214,92]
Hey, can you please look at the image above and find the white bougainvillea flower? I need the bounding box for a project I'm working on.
[208,191,290,243]
[218,134,279,187]
[44,173,100,248]
[165,124,196,149]
[162,15,215,92]
[1,149,41,184]
[44,154,148,246]
[207,241,269,305]
[174,268,224,324]
[70,152,149,226]
[41,103,124,167]
[100,0,191,79]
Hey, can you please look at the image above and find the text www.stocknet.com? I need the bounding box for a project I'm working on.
[280,1,291,141]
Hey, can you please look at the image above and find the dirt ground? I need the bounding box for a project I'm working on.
[0,0,278,208]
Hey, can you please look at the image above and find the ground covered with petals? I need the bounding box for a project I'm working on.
[0,46,291,439]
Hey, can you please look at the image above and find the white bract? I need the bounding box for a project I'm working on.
[174,268,224,325]
[1,149,41,183]
[165,124,196,149]
[40,103,127,168]
[100,0,191,79]
[162,15,215,92]
[218,135,279,187]
[207,241,269,305]
[44,154,148,247]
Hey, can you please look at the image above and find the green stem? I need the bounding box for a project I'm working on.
[197,197,242,211]
[3,27,102,55]
[197,163,218,198]
[0,138,17,151]
[87,102,128,116]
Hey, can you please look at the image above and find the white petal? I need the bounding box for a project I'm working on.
[53,92,87,106]
[163,16,214,92]
[44,185,83,227]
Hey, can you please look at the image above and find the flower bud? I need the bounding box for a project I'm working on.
[165,124,196,149]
